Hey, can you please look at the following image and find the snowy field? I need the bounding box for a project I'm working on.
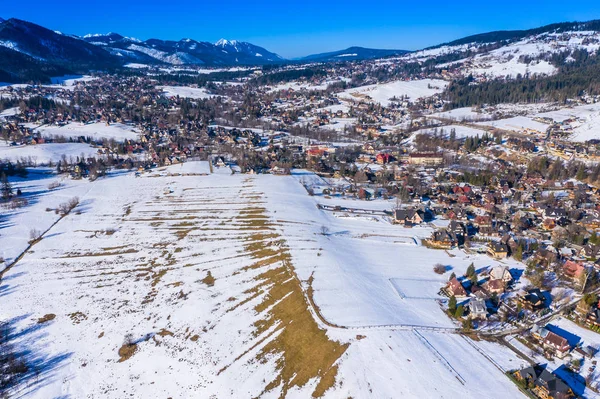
[410,124,488,140]
[534,103,600,142]
[339,79,448,106]
[477,116,550,134]
[0,164,528,398]
[0,142,98,164]
[158,85,217,99]
[45,75,97,89]
[0,107,19,120]
[32,122,140,142]
[268,79,347,92]
[430,107,494,122]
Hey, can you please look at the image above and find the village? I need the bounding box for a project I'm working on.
[3,61,600,398]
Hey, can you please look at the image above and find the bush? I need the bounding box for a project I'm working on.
[48,181,61,190]
[58,197,79,215]
[433,264,446,274]
[29,228,42,243]
[8,197,28,209]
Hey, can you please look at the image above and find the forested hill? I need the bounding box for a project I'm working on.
[431,19,600,49]
[444,51,600,109]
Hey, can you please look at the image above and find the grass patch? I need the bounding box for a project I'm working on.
[69,312,88,324]
[156,329,174,337]
[238,206,348,398]
[118,343,137,362]
[37,314,56,324]
[201,271,215,287]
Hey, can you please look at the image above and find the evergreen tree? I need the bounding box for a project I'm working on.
[466,263,475,277]
[1,173,12,200]
[448,296,457,313]
[455,304,464,319]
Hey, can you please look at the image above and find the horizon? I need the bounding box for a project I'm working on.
[2,1,600,58]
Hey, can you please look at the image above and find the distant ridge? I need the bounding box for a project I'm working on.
[429,19,600,48]
[300,46,410,62]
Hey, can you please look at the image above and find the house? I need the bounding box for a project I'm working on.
[483,279,506,294]
[543,207,568,220]
[444,277,467,298]
[489,265,513,283]
[394,208,424,225]
[587,307,600,327]
[394,207,433,225]
[543,331,571,358]
[518,288,546,311]
[467,298,487,320]
[530,324,550,341]
[408,152,443,166]
[562,260,586,283]
[376,153,393,164]
[429,229,457,249]
[487,241,508,259]
[513,365,575,399]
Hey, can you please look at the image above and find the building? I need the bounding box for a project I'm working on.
[513,365,574,399]
[444,277,467,298]
[543,331,571,358]
[408,152,444,166]
[394,208,431,225]
[487,241,509,259]
[489,265,513,283]
[467,298,487,320]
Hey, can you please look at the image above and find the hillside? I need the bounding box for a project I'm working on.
[300,46,409,62]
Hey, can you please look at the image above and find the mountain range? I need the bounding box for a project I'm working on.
[0,18,411,82]
[1,17,600,83]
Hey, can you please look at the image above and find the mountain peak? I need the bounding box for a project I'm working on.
[215,39,239,47]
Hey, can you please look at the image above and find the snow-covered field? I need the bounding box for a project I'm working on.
[430,107,493,122]
[45,75,97,89]
[339,79,448,106]
[1,164,528,398]
[158,85,217,99]
[476,116,550,134]
[0,142,98,164]
[535,103,600,142]
[0,107,19,119]
[411,124,488,139]
[31,122,140,142]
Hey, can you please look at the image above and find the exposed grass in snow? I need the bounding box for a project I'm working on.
[230,190,348,398]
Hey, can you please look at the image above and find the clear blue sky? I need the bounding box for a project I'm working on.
[2,1,600,58]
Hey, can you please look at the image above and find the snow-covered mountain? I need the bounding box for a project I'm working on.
[214,38,283,60]
[82,34,283,66]
[394,20,600,79]
[0,18,119,82]
[0,18,285,82]
[2,17,600,83]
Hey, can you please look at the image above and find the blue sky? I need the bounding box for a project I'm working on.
[2,1,600,58]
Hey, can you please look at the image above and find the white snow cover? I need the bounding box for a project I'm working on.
[411,124,489,140]
[48,75,97,87]
[0,106,19,119]
[0,142,98,164]
[430,107,494,122]
[158,85,216,99]
[33,122,140,142]
[536,103,600,142]
[0,163,528,398]
[339,79,448,106]
[476,116,550,133]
